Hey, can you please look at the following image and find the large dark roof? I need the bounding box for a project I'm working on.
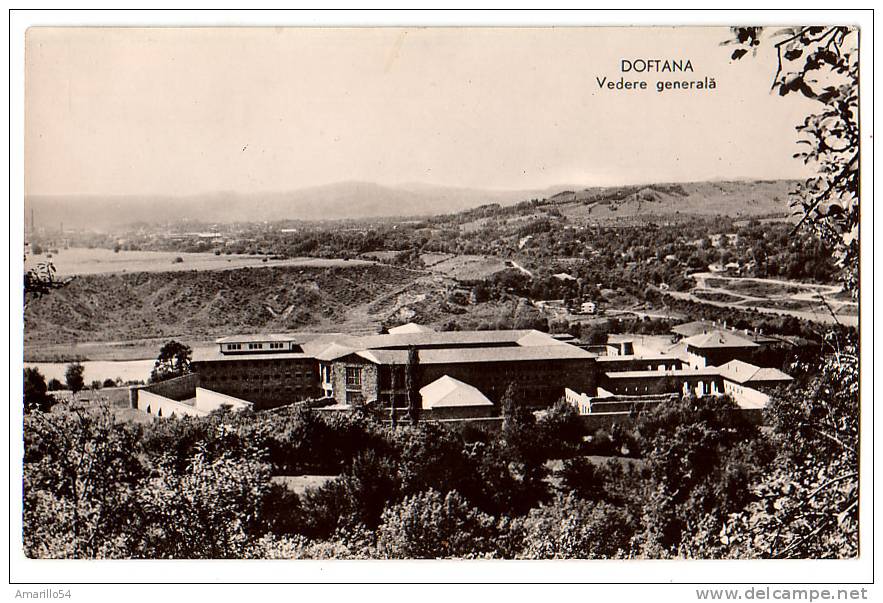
[683,330,759,350]
[717,360,793,384]
[308,329,574,362]
[672,321,780,345]
[208,328,592,364]
[356,344,593,365]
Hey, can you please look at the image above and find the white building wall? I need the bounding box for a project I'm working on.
[723,380,770,409]
[137,390,207,418]
[194,387,253,413]
[688,351,707,369]
[564,387,593,415]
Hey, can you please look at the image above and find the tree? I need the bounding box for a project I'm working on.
[24,260,66,307]
[376,489,500,559]
[395,425,485,507]
[632,395,773,557]
[24,368,54,413]
[536,398,585,459]
[726,26,858,295]
[149,340,192,383]
[389,365,399,428]
[518,493,636,559]
[720,28,860,558]
[720,335,858,559]
[499,383,551,510]
[23,401,147,558]
[64,362,85,396]
[299,450,401,538]
[137,444,273,558]
[406,346,421,425]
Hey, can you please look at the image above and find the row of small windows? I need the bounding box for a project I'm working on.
[205,372,312,380]
[225,342,290,351]
[207,360,313,370]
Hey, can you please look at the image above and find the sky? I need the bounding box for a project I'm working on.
[25,26,817,197]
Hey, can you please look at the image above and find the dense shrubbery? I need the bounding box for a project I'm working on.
[22,335,857,559]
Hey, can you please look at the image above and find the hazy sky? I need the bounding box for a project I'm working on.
[25,27,816,196]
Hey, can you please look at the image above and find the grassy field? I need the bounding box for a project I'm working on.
[693,290,750,304]
[554,180,795,223]
[419,252,455,267]
[25,247,373,277]
[271,475,338,496]
[424,254,509,280]
[359,250,404,262]
[705,277,811,298]
[747,298,828,312]
[23,336,221,362]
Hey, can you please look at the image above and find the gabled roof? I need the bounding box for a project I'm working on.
[215,333,300,344]
[717,360,792,385]
[193,349,311,362]
[313,342,360,362]
[684,330,759,350]
[673,321,781,345]
[387,322,436,335]
[671,320,716,338]
[516,330,569,347]
[356,344,593,366]
[752,367,794,382]
[354,329,548,350]
[299,333,357,358]
[419,376,494,409]
[307,329,569,361]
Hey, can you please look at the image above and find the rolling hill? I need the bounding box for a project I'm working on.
[549,180,798,221]
[25,182,562,231]
[24,179,798,231]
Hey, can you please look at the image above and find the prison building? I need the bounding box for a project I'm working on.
[191,334,322,410]
[592,359,791,411]
[565,387,679,416]
[308,329,596,410]
[682,329,760,369]
[596,354,684,373]
[129,373,253,418]
[601,367,723,398]
[716,359,793,407]
[671,320,781,346]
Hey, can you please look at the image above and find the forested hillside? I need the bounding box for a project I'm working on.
[24,264,420,344]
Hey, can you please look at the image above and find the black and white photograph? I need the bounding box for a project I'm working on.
[9,9,873,591]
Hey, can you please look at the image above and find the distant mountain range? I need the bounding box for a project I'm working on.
[24,179,798,231]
